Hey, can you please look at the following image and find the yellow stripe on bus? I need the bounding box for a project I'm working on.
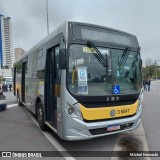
[80,100,139,121]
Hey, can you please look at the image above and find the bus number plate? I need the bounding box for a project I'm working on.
[107,125,120,132]
[117,109,130,115]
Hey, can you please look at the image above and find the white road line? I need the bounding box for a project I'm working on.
[7,103,18,108]
[111,122,151,160]
[24,107,76,160]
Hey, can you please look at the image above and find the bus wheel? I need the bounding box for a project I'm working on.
[37,102,47,131]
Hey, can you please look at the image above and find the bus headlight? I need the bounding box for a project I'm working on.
[137,100,142,113]
[67,106,74,115]
[66,103,83,120]
[139,90,144,102]
[138,101,142,111]
[137,89,143,113]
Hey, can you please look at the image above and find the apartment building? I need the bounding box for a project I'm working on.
[0,14,14,69]
[14,48,26,61]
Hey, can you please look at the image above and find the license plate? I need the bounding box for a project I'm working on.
[107,125,120,131]
[117,109,130,115]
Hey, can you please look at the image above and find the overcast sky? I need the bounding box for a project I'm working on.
[0,0,160,64]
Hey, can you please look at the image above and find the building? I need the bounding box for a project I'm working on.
[14,48,26,61]
[0,14,14,69]
[145,58,152,66]
[0,68,12,78]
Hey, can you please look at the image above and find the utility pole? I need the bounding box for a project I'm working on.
[46,0,49,35]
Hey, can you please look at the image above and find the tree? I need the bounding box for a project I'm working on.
[142,65,160,79]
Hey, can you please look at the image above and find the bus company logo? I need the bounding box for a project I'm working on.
[116,97,119,101]
[110,110,116,117]
[2,152,11,157]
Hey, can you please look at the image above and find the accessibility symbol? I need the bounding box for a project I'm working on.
[113,85,120,94]
[80,71,85,76]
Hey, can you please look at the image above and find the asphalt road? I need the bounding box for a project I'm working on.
[1,83,160,160]
[141,81,160,160]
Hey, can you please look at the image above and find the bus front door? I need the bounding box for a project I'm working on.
[45,48,57,129]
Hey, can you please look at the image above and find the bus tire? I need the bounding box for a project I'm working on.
[37,101,47,131]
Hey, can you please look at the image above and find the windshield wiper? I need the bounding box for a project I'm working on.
[118,47,130,68]
[87,41,109,67]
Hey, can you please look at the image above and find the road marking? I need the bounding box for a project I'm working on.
[24,107,76,160]
[111,122,151,160]
[7,103,18,108]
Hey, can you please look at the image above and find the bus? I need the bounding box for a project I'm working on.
[2,76,12,91]
[13,21,143,140]
[3,76,12,86]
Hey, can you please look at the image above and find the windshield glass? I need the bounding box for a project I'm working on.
[68,44,141,96]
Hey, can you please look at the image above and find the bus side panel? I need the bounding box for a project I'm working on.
[25,53,36,112]
[25,48,46,115]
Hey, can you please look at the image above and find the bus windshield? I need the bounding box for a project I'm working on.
[68,44,141,96]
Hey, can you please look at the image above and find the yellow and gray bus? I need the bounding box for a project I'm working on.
[13,21,143,140]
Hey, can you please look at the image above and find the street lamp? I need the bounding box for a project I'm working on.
[46,0,49,35]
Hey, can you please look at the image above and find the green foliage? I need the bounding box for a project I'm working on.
[142,65,160,79]
[14,61,22,71]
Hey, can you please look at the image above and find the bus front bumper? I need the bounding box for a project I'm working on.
[62,110,142,141]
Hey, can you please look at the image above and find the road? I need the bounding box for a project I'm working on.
[141,81,160,160]
[0,92,64,160]
[0,83,160,160]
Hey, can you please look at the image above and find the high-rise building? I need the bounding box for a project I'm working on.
[14,48,26,61]
[0,14,14,69]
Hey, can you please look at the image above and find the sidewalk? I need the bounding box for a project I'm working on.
[3,91,17,105]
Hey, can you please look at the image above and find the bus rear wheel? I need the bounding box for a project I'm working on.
[37,102,47,131]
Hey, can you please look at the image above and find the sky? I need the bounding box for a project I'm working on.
[0,0,160,64]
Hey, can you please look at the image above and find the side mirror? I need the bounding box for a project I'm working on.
[59,49,66,69]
